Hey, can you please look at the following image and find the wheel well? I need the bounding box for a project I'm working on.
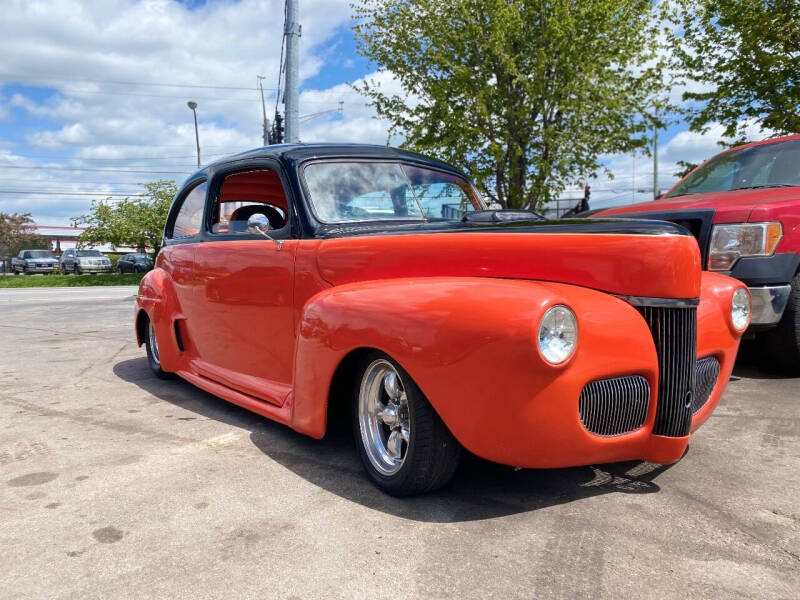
[135,309,150,347]
[325,347,376,436]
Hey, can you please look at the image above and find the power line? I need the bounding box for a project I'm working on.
[56,88,266,103]
[0,72,276,91]
[0,165,189,174]
[0,190,146,197]
[0,152,229,162]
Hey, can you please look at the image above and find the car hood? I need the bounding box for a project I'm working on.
[594,186,800,223]
[26,257,58,263]
[316,218,701,299]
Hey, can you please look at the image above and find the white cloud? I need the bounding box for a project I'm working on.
[0,0,378,223]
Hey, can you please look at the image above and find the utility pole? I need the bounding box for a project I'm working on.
[257,75,269,146]
[653,113,659,199]
[284,0,301,143]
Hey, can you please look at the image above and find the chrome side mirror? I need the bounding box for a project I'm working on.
[246,212,284,249]
[247,213,271,237]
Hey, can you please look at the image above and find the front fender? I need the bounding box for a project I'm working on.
[290,277,659,466]
[135,268,185,372]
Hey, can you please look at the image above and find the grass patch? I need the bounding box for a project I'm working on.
[0,273,144,288]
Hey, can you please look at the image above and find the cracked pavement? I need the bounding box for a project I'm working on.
[0,286,798,599]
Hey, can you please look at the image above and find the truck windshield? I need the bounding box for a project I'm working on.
[668,139,800,197]
[23,250,53,259]
[76,250,102,257]
[302,161,483,223]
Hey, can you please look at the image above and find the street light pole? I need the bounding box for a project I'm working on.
[187,101,200,168]
[257,75,269,146]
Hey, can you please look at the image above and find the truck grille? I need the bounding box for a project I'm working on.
[693,356,720,414]
[637,305,697,437]
[579,375,650,436]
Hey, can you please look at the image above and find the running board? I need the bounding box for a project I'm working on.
[177,370,293,427]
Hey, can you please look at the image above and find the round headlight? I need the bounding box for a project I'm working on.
[538,305,578,364]
[731,287,751,331]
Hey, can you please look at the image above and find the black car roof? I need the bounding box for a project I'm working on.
[199,143,463,176]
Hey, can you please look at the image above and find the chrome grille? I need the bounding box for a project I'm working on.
[693,356,720,414]
[579,375,650,436]
[637,306,697,437]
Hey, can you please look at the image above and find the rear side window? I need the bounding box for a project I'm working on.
[209,169,289,235]
[170,181,208,239]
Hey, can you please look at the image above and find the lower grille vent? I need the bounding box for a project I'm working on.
[579,375,650,436]
[693,356,720,414]
[637,306,697,437]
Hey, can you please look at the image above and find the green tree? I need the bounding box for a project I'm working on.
[352,0,669,209]
[72,180,176,255]
[0,212,47,267]
[671,0,800,140]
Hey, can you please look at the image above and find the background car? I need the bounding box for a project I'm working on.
[592,134,800,372]
[60,248,112,274]
[11,249,59,274]
[116,253,153,273]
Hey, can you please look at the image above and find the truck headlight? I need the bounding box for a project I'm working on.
[708,222,782,270]
[731,287,751,331]
[538,305,578,364]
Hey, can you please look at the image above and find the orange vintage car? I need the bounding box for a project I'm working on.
[135,144,750,495]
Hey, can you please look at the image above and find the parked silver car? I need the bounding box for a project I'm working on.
[60,248,112,274]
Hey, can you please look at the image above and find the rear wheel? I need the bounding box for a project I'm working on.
[144,316,171,379]
[353,352,461,496]
[760,273,800,374]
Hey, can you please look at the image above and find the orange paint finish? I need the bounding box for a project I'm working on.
[137,232,744,470]
[316,232,702,299]
[691,272,748,432]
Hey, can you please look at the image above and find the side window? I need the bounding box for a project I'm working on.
[170,181,208,239]
[209,169,289,235]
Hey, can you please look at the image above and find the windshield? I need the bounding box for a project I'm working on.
[23,250,54,259]
[133,254,151,262]
[76,250,102,257]
[302,161,482,223]
[668,139,800,197]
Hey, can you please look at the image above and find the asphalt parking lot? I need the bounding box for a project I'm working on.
[0,287,798,599]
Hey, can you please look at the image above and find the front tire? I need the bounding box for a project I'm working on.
[144,316,172,379]
[353,352,461,496]
[760,273,800,374]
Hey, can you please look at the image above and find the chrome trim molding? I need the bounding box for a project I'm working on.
[579,375,650,436]
[749,285,791,325]
[618,295,700,308]
[693,356,720,414]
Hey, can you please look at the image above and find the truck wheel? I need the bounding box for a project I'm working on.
[144,316,172,380]
[353,352,461,496]
[760,273,800,374]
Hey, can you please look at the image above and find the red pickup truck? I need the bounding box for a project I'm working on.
[594,134,800,372]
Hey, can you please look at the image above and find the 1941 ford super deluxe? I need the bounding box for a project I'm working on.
[135,144,750,495]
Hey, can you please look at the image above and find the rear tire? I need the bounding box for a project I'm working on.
[144,316,172,380]
[759,273,800,374]
[352,352,461,496]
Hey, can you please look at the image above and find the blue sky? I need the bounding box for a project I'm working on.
[0,0,753,225]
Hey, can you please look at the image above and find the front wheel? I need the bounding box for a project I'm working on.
[760,273,800,374]
[353,353,461,496]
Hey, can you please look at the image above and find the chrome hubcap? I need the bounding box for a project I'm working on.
[358,359,410,476]
[148,321,160,366]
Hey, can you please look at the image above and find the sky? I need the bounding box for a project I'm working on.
[0,0,760,225]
